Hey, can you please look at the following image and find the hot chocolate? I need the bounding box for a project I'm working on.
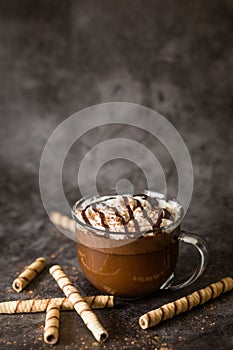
[73,192,182,297]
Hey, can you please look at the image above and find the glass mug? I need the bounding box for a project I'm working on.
[72,190,209,298]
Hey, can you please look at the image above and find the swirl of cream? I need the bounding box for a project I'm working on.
[74,194,180,233]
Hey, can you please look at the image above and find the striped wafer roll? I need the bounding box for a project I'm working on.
[49,265,108,342]
[44,301,60,345]
[139,277,233,329]
[50,212,75,232]
[12,257,46,292]
[0,295,114,314]
[86,295,114,309]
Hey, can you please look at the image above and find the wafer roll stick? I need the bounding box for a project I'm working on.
[49,265,108,342]
[0,295,114,314]
[44,301,60,345]
[50,212,75,232]
[12,257,46,292]
[84,295,114,309]
[139,277,233,329]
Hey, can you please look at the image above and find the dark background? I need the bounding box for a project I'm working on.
[0,1,232,349]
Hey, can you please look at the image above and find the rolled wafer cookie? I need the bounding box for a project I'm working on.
[139,276,233,329]
[44,301,60,345]
[0,295,114,314]
[50,265,108,342]
[50,212,75,232]
[12,257,46,292]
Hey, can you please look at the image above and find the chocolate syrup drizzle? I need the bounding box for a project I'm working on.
[152,209,163,230]
[81,209,91,226]
[93,207,109,229]
[80,194,173,233]
[134,197,154,227]
[111,206,129,233]
[123,196,140,232]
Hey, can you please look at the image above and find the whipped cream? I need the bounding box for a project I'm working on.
[73,193,182,233]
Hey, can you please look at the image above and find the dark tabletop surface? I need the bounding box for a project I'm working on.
[0,1,232,349]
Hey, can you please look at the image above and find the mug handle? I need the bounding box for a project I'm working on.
[162,230,209,290]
